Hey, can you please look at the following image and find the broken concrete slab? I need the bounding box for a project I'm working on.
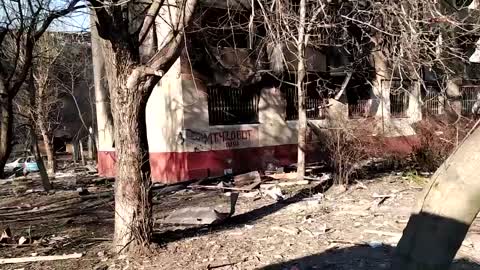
[163,193,239,225]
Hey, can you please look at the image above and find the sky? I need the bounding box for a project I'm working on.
[51,7,90,32]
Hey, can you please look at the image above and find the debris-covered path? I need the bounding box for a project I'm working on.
[1,174,480,269]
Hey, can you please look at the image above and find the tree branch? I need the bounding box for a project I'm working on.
[138,0,166,45]
[147,0,198,71]
[34,0,85,41]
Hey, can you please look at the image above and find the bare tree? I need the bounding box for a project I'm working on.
[89,0,198,252]
[0,0,84,177]
[32,34,63,173]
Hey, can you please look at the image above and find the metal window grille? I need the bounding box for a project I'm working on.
[423,86,442,115]
[348,99,373,119]
[460,85,480,116]
[207,87,259,126]
[285,87,326,120]
[389,80,410,118]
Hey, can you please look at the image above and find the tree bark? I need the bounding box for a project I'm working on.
[79,140,85,166]
[392,127,480,270]
[296,0,307,181]
[28,75,52,191]
[90,0,197,253]
[30,128,51,191]
[38,123,55,174]
[0,95,12,178]
[107,48,153,253]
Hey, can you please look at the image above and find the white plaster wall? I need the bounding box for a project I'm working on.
[258,87,296,146]
[146,59,185,153]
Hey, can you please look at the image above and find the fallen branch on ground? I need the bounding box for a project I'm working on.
[0,253,83,264]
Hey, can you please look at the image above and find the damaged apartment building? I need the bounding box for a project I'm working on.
[95,0,480,183]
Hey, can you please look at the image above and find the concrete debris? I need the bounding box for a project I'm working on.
[48,235,68,245]
[163,193,239,225]
[267,172,297,180]
[262,186,284,201]
[0,227,12,243]
[304,173,331,182]
[234,171,261,187]
[239,191,260,198]
[18,236,27,245]
[85,165,97,174]
[76,187,90,196]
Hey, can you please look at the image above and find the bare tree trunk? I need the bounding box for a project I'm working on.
[296,0,307,181]
[392,127,480,270]
[30,128,51,191]
[79,140,85,166]
[88,130,95,160]
[38,123,55,174]
[106,48,153,253]
[112,91,152,252]
[28,75,51,191]
[72,140,78,164]
[0,95,12,178]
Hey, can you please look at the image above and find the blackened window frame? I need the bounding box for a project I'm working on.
[207,86,260,126]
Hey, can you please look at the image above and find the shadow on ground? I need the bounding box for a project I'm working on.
[153,181,331,245]
[257,244,480,270]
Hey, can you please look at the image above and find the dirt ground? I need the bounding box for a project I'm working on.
[1,172,480,270]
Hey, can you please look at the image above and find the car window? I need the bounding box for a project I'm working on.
[18,158,25,163]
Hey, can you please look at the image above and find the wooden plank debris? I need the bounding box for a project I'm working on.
[260,180,309,189]
[190,181,260,192]
[0,253,83,264]
[234,171,261,187]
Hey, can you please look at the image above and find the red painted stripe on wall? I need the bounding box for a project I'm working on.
[97,135,420,183]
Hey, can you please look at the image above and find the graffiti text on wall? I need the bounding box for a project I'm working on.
[185,129,254,149]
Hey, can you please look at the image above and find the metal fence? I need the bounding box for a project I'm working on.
[461,86,480,116]
[207,87,259,126]
[285,87,326,120]
[423,86,442,115]
[348,99,373,119]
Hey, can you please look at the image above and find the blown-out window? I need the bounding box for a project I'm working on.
[282,74,327,120]
[347,78,374,119]
[207,86,259,126]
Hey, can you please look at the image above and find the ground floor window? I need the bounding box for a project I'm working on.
[207,86,259,126]
[389,79,411,118]
[460,85,480,116]
[347,77,374,119]
[422,83,443,116]
[282,74,327,121]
